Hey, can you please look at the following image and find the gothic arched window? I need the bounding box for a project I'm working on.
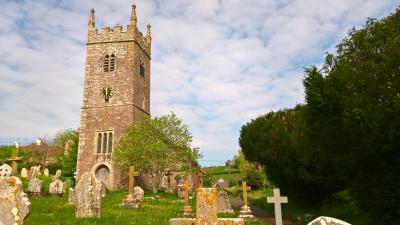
[110,54,115,71]
[104,55,109,72]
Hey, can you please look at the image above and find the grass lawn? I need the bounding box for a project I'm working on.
[23,180,264,225]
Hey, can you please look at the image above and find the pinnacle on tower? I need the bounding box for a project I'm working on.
[130,4,137,27]
[88,8,95,28]
[146,24,152,43]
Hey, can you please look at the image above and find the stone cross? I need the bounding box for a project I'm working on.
[179,176,194,217]
[7,141,22,175]
[242,181,248,207]
[183,177,191,207]
[239,181,253,218]
[267,188,288,225]
[128,166,139,194]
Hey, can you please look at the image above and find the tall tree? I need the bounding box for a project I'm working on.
[113,112,201,193]
[303,9,400,223]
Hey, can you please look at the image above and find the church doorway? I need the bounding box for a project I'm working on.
[95,165,110,188]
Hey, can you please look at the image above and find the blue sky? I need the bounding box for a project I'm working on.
[0,0,398,166]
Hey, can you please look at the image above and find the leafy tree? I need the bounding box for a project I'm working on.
[236,150,268,189]
[240,105,340,203]
[303,9,400,224]
[114,112,201,193]
[53,129,79,176]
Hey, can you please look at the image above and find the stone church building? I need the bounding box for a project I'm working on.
[76,5,151,190]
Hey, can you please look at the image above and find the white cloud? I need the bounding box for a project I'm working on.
[0,0,398,165]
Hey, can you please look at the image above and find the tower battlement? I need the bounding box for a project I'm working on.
[87,5,151,57]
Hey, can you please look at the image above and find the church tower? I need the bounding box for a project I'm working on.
[76,5,151,190]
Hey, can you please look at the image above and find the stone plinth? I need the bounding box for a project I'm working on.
[119,186,144,208]
[169,188,244,225]
[239,205,254,218]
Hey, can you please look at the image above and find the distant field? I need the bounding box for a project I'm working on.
[203,165,240,187]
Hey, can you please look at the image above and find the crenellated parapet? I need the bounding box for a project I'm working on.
[87,5,151,57]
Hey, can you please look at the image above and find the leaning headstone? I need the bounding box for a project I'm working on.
[43,168,49,177]
[68,188,76,204]
[20,168,28,178]
[49,179,65,195]
[169,188,244,225]
[308,216,351,225]
[75,172,102,218]
[0,164,31,225]
[28,178,43,195]
[217,190,234,213]
[54,169,62,180]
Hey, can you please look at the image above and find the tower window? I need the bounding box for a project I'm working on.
[104,55,109,72]
[140,62,145,77]
[102,133,108,153]
[95,131,114,154]
[108,132,113,153]
[103,54,115,72]
[110,54,115,71]
[97,133,102,153]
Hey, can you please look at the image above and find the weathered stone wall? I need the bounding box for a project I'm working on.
[76,9,151,190]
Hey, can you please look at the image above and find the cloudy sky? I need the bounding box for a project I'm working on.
[0,0,398,165]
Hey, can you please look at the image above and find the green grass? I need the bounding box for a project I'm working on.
[24,189,264,225]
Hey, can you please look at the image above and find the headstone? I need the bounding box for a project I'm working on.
[119,186,144,208]
[49,179,65,195]
[169,188,244,225]
[212,177,229,189]
[196,188,218,224]
[28,178,43,195]
[308,216,351,225]
[0,164,31,225]
[239,181,254,218]
[28,166,41,180]
[267,188,288,225]
[27,166,34,180]
[75,172,102,218]
[21,168,28,178]
[43,168,49,177]
[54,169,62,180]
[68,188,76,204]
[217,190,234,213]
[0,164,12,178]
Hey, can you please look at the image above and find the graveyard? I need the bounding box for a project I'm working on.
[1,1,399,225]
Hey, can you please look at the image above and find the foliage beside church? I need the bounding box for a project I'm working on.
[239,7,400,225]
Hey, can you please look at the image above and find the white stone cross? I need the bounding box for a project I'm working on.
[267,188,288,225]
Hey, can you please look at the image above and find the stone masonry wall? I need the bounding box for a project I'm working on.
[76,11,151,190]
